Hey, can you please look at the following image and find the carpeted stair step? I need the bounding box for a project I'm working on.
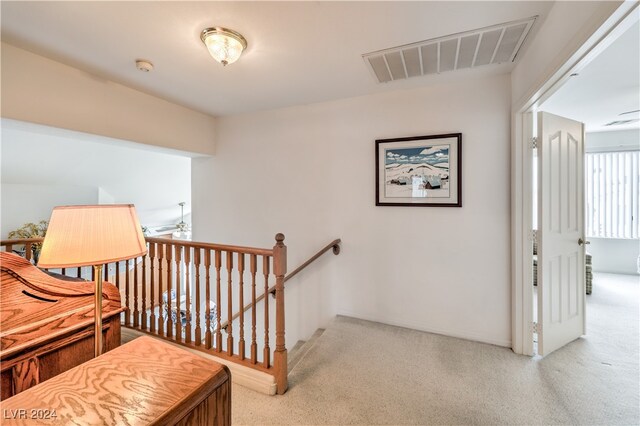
[288,328,325,373]
[287,339,307,366]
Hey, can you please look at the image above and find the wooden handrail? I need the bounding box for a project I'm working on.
[1,237,273,257]
[144,237,273,257]
[1,238,45,245]
[284,239,341,283]
[221,238,341,331]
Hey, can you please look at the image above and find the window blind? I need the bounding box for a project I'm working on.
[585,151,640,239]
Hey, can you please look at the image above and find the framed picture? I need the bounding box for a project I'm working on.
[376,133,462,207]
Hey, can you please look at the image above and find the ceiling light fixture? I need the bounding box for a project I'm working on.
[201,27,247,66]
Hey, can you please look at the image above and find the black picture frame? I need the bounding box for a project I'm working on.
[376,133,462,207]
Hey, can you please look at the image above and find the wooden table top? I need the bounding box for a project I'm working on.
[1,336,230,425]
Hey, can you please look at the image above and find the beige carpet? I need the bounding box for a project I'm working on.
[232,273,639,425]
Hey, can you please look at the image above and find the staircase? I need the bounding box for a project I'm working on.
[1,235,341,396]
[287,328,325,374]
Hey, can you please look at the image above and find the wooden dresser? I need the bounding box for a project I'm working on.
[0,252,123,400]
[0,336,231,425]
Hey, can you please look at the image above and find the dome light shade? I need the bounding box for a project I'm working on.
[201,27,247,66]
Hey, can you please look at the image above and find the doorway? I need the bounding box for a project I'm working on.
[512,3,639,356]
[535,14,639,356]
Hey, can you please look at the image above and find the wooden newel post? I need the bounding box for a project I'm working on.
[273,233,288,394]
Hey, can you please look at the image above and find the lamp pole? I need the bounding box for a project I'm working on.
[94,264,103,357]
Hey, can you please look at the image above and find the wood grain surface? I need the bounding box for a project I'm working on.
[1,252,124,400]
[0,336,231,425]
[1,253,122,358]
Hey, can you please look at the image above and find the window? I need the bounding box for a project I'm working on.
[586,151,640,239]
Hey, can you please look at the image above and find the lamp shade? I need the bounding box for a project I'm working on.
[38,205,147,268]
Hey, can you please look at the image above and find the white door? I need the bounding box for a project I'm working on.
[537,111,586,356]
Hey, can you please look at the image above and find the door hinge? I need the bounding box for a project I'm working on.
[529,229,538,243]
[530,136,538,149]
[532,322,541,334]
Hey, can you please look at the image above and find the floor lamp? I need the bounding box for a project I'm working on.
[38,204,147,357]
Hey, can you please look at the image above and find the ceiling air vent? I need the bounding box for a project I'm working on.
[363,17,537,83]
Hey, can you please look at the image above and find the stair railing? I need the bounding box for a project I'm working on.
[1,238,44,263]
[1,234,290,394]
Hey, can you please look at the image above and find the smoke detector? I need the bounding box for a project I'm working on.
[135,59,154,72]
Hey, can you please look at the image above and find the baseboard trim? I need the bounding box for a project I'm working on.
[336,311,512,348]
[123,329,277,395]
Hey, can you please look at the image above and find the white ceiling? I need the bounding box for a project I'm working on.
[1,1,552,117]
[541,13,640,133]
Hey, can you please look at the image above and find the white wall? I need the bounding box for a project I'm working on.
[1,119,192,238]
[588,238,639,275]
[1,184,98,238]
[1,42,216,155]
[193,73,512,348]
[586,129,639,152]
[586,129,640,275]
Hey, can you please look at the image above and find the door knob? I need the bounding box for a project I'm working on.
[578,238,591,246]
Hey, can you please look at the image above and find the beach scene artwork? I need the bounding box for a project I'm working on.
[384,144,450,198]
